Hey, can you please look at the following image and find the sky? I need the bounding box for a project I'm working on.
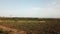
[0,0,60,18]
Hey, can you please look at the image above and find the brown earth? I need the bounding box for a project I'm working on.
[0,25,26,34]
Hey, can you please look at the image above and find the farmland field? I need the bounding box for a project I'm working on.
[0,17,60,34]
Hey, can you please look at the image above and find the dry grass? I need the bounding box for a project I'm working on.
[0,18,60,34]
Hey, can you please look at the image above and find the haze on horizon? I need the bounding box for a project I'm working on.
[0,0,60,18]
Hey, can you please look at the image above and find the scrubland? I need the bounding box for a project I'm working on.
[0,17,60,34]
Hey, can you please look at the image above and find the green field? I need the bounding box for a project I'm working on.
[0,17,60,34]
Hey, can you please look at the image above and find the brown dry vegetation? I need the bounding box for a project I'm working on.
[0,17,60,34]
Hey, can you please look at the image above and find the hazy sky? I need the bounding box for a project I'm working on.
[0,0,60,18]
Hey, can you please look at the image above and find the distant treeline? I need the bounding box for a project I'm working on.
[0,17,60,21]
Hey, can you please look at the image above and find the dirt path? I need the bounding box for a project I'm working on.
[0,25,26,34]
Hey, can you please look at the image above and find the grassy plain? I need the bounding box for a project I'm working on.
[0,17,60,34]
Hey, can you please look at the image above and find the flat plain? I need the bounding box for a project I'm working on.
[0,17,60,34]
